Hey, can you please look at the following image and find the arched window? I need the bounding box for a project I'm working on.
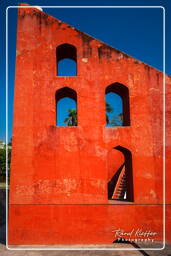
[56,44,77,76]
[56,87,77,126]
[107,146,133,202]
[105,83,130,126]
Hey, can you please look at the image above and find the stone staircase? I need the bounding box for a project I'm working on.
[112,165,127,200]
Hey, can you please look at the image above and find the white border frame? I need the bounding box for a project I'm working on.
[6,5,165,251]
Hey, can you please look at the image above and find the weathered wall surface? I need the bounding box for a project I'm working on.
[8,4,171,244]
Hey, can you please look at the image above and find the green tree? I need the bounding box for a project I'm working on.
[0,146,6,181]
[0,140,12,182]
[110,113,123,126]
[106,103,113,124]
[106,102,123,126]
[64,109,77,126]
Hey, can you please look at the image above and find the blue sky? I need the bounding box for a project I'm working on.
[57,59,77,126]
[0,0,171,141]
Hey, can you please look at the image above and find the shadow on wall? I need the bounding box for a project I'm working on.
[0,189,6,244]
[113,238,150,256]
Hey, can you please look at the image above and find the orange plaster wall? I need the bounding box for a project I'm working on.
[8,4,171,244]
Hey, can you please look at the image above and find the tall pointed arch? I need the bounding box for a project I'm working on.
[105,82,130,126]
[108,146,133,201]
[56,44,77,76]
[55,87,77,126]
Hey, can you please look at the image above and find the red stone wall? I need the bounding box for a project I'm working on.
[8,4,171,245]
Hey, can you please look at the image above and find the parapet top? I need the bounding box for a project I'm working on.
[19,3,43,11]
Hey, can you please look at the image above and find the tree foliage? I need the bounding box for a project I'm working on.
[64,109,77,126]
[106,103,123,126]
[0,141,11,182]
[110,113,123,126]
[106,103,113,125]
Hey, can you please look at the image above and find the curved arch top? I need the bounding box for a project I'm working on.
[105,82,129,96]
[55,86,77,102]
[56,43,77,62]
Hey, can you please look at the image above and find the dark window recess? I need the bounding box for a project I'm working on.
[56,44,77,76]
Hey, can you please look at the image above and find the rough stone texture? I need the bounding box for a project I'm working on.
[8,4,171,244]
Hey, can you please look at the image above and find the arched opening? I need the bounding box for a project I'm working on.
[55,87,77,126]
[56,44,77,76]
[107,146,133,202]
[105,83,130,126]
